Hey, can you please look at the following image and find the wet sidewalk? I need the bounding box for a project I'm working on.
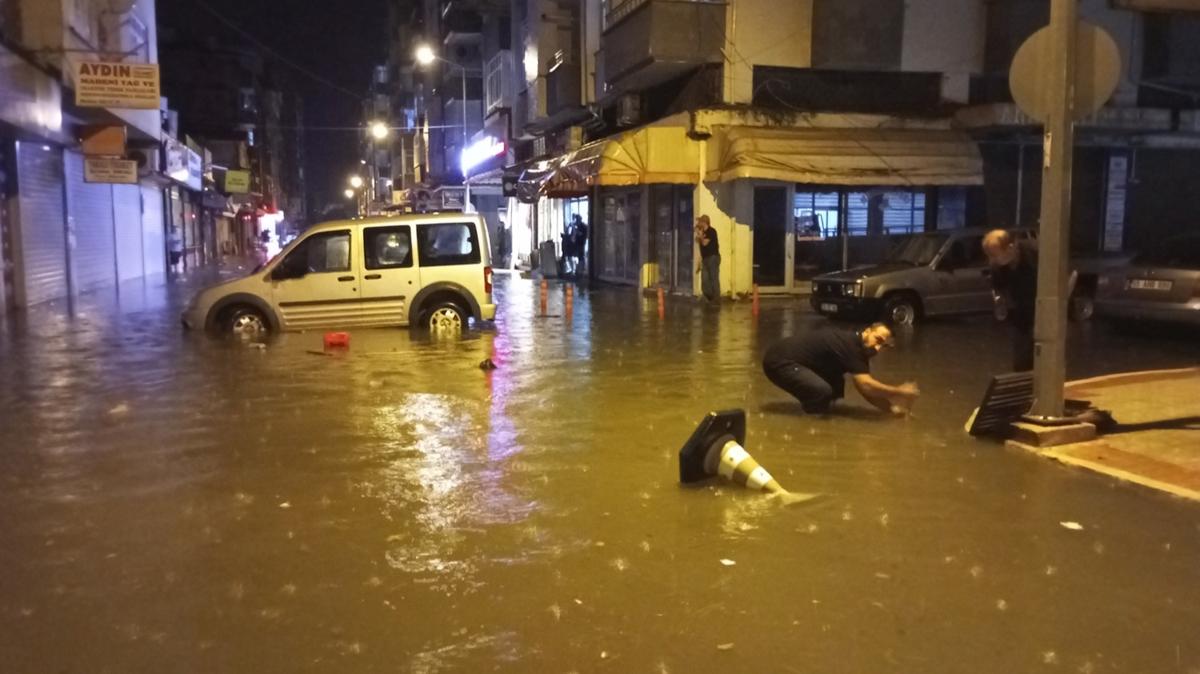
[1028,368,1200,501]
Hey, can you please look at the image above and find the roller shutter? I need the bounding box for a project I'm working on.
[66,151,117,291]
[15,142,67,306]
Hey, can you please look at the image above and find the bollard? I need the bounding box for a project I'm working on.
[657,286,665,320]
[678,409,817,506]
[540,278,549,316]
[752,284,760,317]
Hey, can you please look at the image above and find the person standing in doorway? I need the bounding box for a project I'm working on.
[168,226,184,275]
[983,229,1038,371]
[695,214,720,303]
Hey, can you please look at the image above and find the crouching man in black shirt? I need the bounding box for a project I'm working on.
[763,323,920,416]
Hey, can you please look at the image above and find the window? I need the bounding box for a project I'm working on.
[794,191,840,238]
[280,231,351,275]
[846,190,926,236]
[364,226,413,269]
[417,222,480,267]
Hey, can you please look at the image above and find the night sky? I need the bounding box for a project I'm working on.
[159,0,390,221]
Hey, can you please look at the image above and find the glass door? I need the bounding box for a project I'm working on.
[753,186,789,288]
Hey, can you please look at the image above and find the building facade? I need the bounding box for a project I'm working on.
[0,0,172,313]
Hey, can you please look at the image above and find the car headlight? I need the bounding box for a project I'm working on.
[854,281,864,297]
[812,281,819,294]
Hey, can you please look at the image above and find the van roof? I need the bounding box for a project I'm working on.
[306,212,483,233]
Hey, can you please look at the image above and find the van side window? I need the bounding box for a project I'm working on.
[281,230,351,275]
[417,222,480,267]
[364,226,413,269]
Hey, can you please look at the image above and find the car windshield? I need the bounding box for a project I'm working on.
[887,234,949,266]
[1132,236,1200,270]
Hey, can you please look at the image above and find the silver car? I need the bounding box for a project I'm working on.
[1094,233,1200,327]
[811,228,1030,325]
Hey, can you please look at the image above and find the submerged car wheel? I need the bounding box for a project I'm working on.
[224,305,269,338]
[426,302,467,333]
[883,294,919,326]
[1070,294,1095,322]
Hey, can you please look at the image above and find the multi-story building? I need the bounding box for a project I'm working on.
[158,28,308,260]
[480,0,1200,297]
[0,0,170,313]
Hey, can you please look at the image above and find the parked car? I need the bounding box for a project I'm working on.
[1094,233,1200,328]
[810,228,1097,326]
[182,213,496,336]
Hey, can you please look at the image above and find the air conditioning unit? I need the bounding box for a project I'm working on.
[616,94,640,128]
[129,146,161,177]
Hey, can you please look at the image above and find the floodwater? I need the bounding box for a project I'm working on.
[1,267,1199,673]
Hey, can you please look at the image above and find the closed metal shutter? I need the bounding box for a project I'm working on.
[15,141,67,306]
[140,184,165,277]
[112,184,143,282]
[65,151,117,291]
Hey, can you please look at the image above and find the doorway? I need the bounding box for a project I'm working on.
[753,186,789,288]
[651,184,694,293]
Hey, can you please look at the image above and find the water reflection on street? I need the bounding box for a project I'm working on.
[1,270,1198,673]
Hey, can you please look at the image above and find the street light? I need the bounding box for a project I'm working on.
[370,121,390,140]
[344,188,355,199]
[414,43,470,209]
[349,175,364,189]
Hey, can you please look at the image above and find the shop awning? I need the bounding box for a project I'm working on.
[555,122,699,190]
[707,126,983,186]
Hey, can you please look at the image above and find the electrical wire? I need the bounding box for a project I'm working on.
[187,0,365,100]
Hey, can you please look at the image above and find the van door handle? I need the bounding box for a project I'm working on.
[337,275,355,282]
[364,274,382,280]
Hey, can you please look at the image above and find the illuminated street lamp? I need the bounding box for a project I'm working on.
[370,121,390,140]
[414,42,470,209]
[349,175,364,189]
[344,188,355,199]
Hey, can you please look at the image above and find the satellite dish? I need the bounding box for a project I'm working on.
[108,0,136,14]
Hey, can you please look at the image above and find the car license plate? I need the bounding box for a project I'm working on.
[820,303,838,313]
[1129,279,1173,291]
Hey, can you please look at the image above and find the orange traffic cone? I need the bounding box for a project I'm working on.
[678,410,817,506]
[657,286,665,320]
[565,284,574,318]
[752,284,760,318]
[540,279,549,316]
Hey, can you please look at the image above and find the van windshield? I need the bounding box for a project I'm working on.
[887,234,948,266]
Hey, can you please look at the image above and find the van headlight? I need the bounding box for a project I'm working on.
[843,281,863,297]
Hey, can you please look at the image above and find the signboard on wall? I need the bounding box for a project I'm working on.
[72,61,161,110]
[165,137,203,191]
[1112,0,1200,11]
[84,158,138,184]
[224,170,251,194]
[1103,153,1129,253]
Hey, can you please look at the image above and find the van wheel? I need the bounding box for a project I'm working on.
[883,294,919,326]
[425,301,467,332]
[224,305,269,337]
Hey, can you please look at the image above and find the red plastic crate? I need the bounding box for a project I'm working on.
[323,332,351,350]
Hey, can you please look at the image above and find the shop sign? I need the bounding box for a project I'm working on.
[165,137,203,191]
[440,187,466,210]
[83,158,138,184]
[72,60,161,110]
[224,170,251,194]
[461,136,505,176]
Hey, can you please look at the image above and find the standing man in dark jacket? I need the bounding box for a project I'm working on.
[695,214,720,303]
[983,229,1039,371]
[762,323,919,416]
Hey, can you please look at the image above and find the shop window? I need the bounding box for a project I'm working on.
[846,190,925,236]
[937,187,968,230]
[364,226,413,269]
[417,222,480,267]
[794,191,840,238]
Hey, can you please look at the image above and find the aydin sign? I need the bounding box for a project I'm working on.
[72,61,161,110]
[460,136,505,175]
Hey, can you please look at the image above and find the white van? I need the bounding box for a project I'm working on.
[182,213,496,336]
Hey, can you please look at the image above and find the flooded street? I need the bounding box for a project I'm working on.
[2,271,1199,673]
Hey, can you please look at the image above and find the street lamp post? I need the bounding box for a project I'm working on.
[416,44,470,211]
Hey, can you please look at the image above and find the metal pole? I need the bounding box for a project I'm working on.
[461,64,470,212]
[1031,0,1077,419]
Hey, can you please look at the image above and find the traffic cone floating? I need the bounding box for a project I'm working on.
[678,409,818,506]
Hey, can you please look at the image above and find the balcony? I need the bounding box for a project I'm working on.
[442,5,483,45]
[486,50,514,115]
[546,59,582,117]
[600,0,726,94]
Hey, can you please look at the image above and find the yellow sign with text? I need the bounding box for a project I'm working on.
[73,61,161,110]
[224,170,251,194]
[84,158,138,184]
